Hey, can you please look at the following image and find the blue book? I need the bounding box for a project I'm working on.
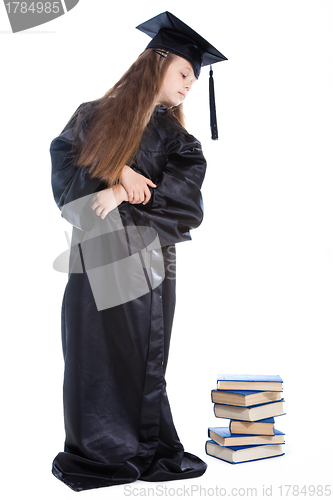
[211,389,282,407]
[205,439,284,464]
[229,417,275,435]
[214,399,285,421]
[217,374,283,392]
[208,427,285,447]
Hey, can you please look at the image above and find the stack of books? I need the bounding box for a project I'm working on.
[205,374,285,464]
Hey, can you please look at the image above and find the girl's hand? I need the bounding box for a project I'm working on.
[120,165,156,205]
[90,185,128,220]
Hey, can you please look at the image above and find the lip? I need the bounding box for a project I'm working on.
[178,92,185,99]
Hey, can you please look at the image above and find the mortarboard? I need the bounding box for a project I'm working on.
[136,11,227,140]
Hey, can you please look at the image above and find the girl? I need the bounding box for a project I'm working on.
[50,11,226,492]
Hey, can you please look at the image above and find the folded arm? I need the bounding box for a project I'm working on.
[120,165,156,205]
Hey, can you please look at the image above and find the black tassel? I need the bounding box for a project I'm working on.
[209,65,218,140]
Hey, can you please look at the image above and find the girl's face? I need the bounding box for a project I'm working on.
[156,55,197,107]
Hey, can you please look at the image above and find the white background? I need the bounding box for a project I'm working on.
[1,0,332,498]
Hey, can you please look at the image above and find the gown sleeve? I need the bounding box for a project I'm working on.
[50,104,102,231]
[125,129,207,248]
[51,105,206,247]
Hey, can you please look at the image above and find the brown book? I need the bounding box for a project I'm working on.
[229,419,275,435]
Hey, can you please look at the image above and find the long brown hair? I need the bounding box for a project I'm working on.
[71,49,185,186]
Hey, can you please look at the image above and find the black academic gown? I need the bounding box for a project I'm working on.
[50,103,207,491]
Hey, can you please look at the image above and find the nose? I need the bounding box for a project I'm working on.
[185,81,192,92]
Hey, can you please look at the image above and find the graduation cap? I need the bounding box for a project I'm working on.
[136,11,227,140]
